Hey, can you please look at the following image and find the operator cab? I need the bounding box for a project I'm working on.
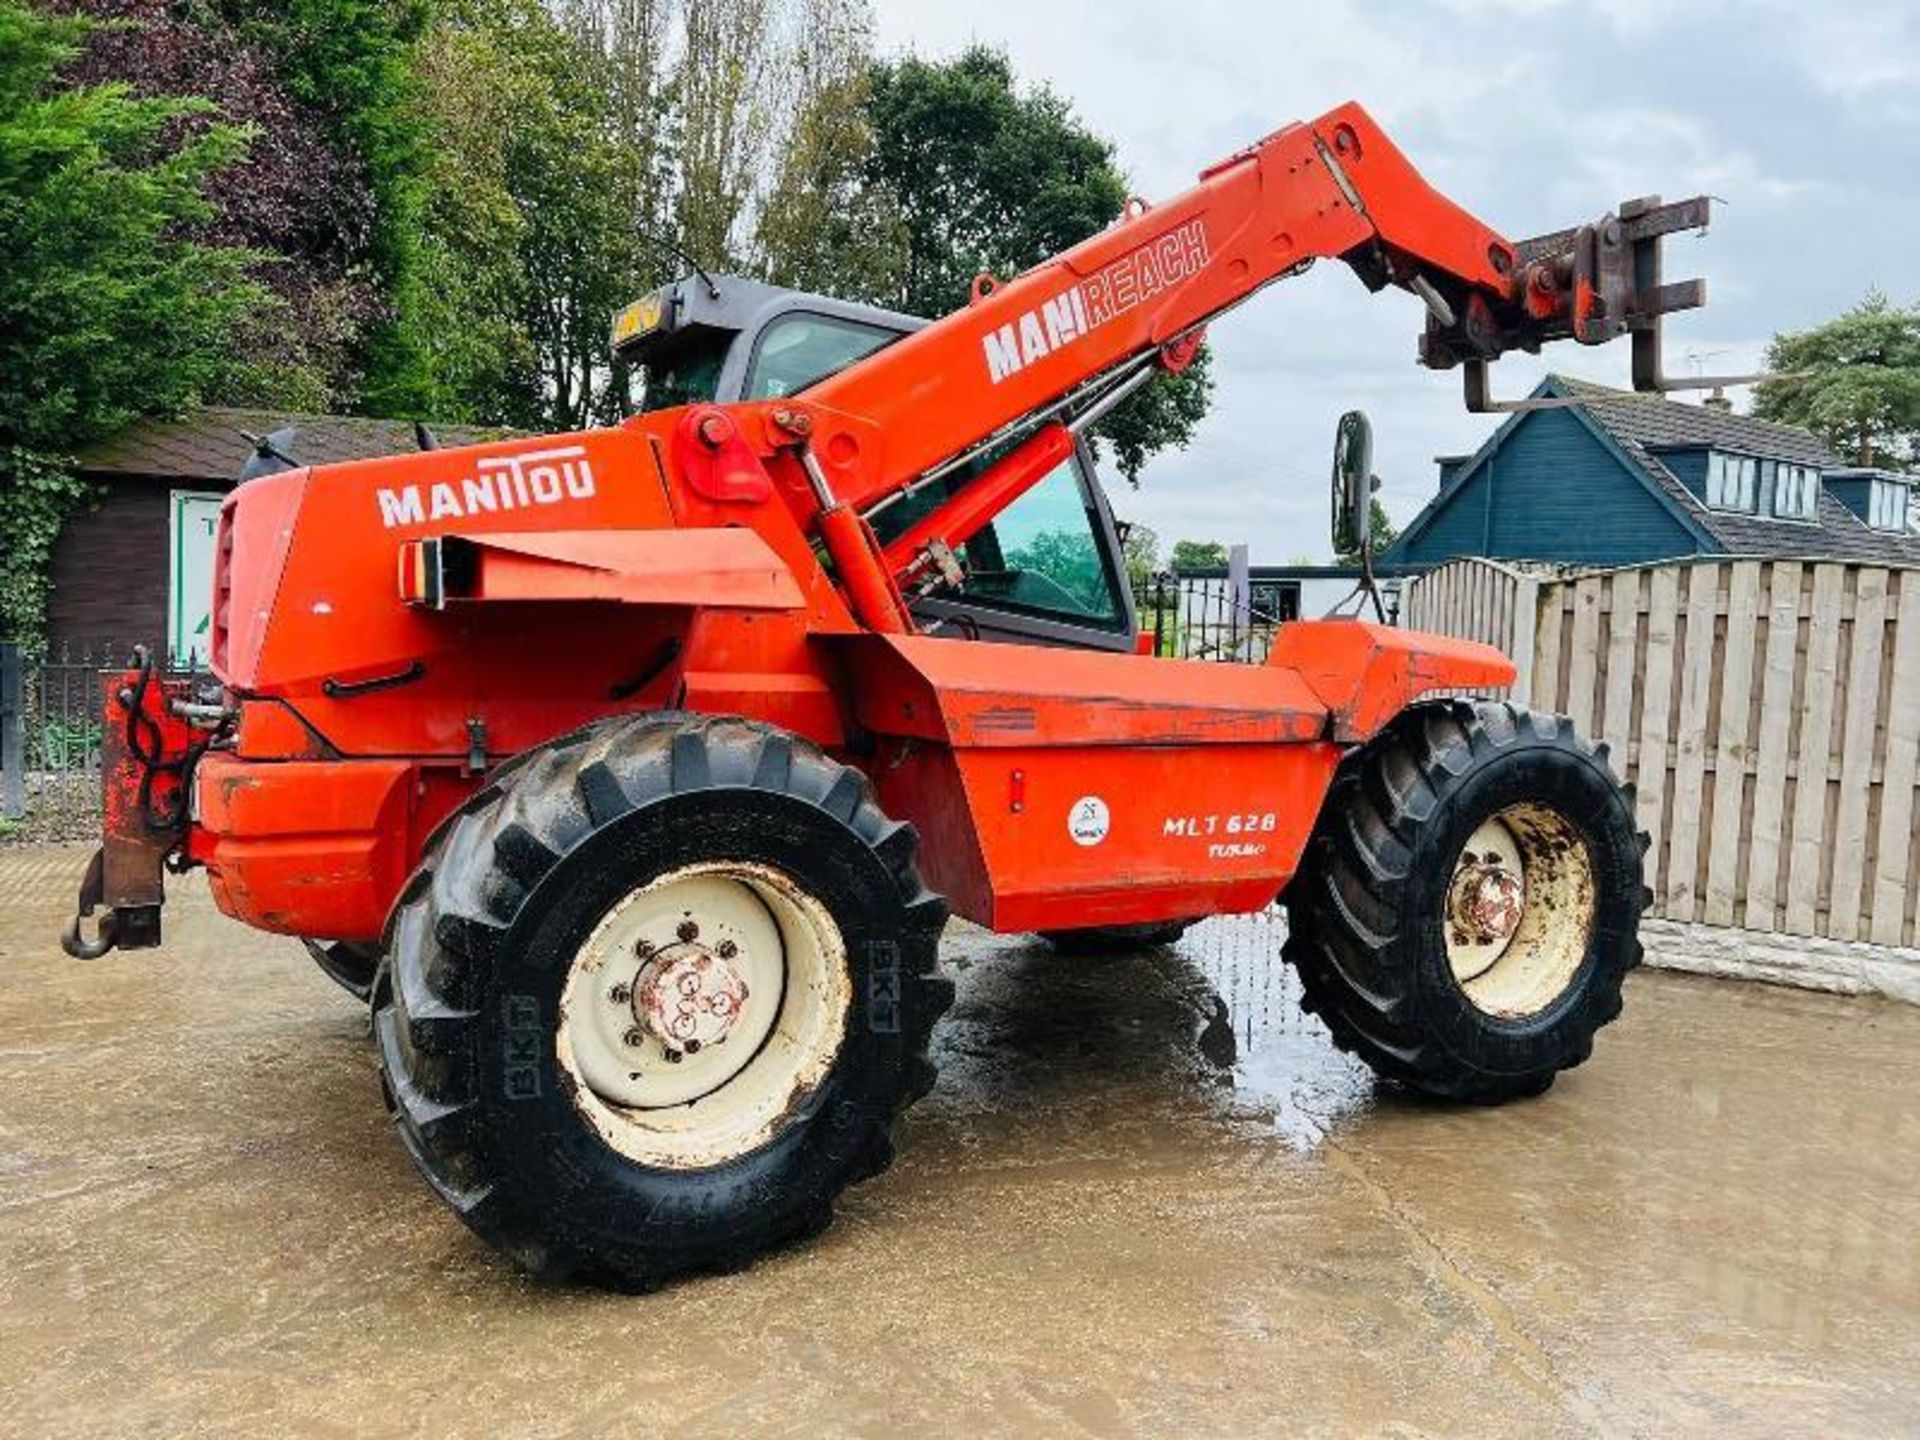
[612,275,1140,652]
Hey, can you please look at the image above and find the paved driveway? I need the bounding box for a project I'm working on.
[2,842,1915,1436]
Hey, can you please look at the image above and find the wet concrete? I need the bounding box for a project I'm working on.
[2,841,1917,1436]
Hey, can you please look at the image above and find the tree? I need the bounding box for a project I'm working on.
[863,49,1122,319]
[0,0,268,642]
[418,0,880,431]
[1004,528,1105,613]
[507,7,652,429]
[1335,498,1398,565]
[674,0,779,268]
[1119,521,1159,584]
[408,0,544,426]
[1754,292,1920,469]
[1170,540,1228,571]
[63,0,382,411]
[212,0,437,416]
[410,0,655,430]
[859,47,1211,480]
[754,0,905,301]
[1099,346,1213,485]
[559,0,673,281]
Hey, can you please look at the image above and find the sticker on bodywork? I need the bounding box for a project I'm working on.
[1068,796,1111,847]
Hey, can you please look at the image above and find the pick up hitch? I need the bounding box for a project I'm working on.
[61,847,158,959]
[58,647,210,960]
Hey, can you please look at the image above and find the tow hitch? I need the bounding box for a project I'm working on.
[60,647,219,960]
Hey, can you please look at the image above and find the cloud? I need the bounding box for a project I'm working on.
[872,0,1920,563]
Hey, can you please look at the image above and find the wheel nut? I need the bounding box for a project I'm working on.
[623,1027,647,1048]
[677,919,700,942]
[634,938,656,960]
[716,940,738,959]
[608,982,632,1004]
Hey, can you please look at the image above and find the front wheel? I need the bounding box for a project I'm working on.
[373,715,950,1288]
[1282,701,1648,1103]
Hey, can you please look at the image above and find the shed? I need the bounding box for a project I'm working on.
[49,408,511,655]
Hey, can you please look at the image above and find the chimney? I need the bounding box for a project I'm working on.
[1701,386,1732,414]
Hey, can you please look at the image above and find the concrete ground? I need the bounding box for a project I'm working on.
[2,842,1916,1438]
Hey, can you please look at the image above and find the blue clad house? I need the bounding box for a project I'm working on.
[1386,376,1920,570]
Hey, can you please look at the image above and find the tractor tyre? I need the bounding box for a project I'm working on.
[1039,920,1193,955]
[301,938,380,1002]
[1282,700,1648,1104]
[371,713,951,1289]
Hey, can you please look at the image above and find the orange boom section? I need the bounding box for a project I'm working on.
[782,102,1522,519]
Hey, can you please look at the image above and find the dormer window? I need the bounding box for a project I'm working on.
[1868,478,1911,532]
[1705,452,1757,512]
[1772,463,1820,520]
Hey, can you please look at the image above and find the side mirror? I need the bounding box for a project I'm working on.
[1331,410,1376,557]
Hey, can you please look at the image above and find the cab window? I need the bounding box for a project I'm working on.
[635,333,729,413]
[748,313,898,398]
[875,455,1128,630]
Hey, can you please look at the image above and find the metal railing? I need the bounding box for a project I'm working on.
[0,639,194,837]
[1131,573,1290,662]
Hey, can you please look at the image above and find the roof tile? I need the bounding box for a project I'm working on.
[1547,376,1920,566]
[75,406,520,482]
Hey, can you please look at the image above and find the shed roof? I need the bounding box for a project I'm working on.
[77,407,517,482]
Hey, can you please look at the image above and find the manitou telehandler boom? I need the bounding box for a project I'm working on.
[63,102,1701,1288]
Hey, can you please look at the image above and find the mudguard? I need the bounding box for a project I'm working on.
[1265,620,1516,742]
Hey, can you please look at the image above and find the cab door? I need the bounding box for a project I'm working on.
[889,445,1139,652]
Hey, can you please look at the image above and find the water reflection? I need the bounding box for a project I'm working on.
[1170,906,1375,1151]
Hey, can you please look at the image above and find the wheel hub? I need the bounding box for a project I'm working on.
[633,938,751,1057]
[555,861,851,1170]
[1450,858,1525,946]
[1443,805,1596,1018]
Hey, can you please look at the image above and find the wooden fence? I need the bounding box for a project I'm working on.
[1405,557,1920,950]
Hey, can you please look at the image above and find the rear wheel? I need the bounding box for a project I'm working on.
[1282,701,1648,1103]
[372,714,950,1288]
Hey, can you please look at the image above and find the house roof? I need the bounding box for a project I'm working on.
[1547,377,1920,565]
[1395,376,1919,567]
[77,407,517,482]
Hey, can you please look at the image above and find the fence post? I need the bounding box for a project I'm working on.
[1,643,22,821]
[1509,572,1542,707]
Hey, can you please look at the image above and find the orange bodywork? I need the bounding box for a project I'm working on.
[78,97,1593,951]
[184,494,1512,939]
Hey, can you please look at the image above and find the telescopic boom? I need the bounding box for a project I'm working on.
[778,100,1707,535]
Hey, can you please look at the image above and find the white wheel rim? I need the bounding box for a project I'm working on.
[556,861,850,1170]
[1444,803,1595,1019]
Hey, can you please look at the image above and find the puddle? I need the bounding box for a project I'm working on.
[1170,907,1376,1150]
[937,908,1377,1152]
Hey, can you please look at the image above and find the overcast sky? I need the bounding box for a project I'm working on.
[870,0,1920,564]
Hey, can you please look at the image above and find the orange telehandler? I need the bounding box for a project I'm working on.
[62,102,1705,1287]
